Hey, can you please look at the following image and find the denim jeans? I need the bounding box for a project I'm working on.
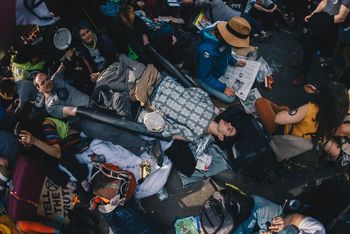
[103,200,155,234]
[197,79,235,103]
[234,195,282,234]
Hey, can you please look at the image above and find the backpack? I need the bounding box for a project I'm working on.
[216,105,278,183]
[201,184,254,234]
[89,163,137,213]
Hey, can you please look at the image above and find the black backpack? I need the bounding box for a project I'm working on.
[216,105,278,183]
[201,185,254,234]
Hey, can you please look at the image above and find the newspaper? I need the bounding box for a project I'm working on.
[219,60,260,101]
[193,11,212,30]
[240,88,262,115]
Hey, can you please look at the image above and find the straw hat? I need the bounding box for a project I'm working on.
[217,17,251,48]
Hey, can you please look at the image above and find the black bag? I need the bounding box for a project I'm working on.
[90,85,132,119]
[201,185,254,234]
[217,106,278,183]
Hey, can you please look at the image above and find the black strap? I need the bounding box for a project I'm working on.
[225,23,249,39]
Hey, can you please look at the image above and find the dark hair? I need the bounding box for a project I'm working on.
[214,105,242,153]
[0,77,16,100]
[13,45,37,64]
[119,4,134,18]
[313,82,349,140]
[14,112,45,140]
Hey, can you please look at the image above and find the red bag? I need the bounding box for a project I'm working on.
[7,154,45,221]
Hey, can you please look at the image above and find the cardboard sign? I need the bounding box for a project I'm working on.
[36,178,75,224]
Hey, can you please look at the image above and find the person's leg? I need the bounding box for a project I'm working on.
[254,98,288,134]
[197,79,235,103]
[60,149,88,182]
[292,33,317,86]
[80,118,149,155]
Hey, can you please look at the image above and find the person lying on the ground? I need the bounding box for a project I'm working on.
[74,21,118,83]
[255,82,349,142]
[234,195,325,234]
[33,64,164,158]
[196,17,249,103]
[132,74,237,143]
[15,114,89,191]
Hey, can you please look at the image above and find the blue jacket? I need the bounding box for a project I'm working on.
[197,31,237,92]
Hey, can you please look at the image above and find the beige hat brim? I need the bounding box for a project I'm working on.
[233,46,256,57]
[217,22,250,48]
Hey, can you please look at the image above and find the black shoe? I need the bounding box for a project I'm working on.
[149,140,164,166]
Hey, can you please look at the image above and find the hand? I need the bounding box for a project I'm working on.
[90,72,100,83]
[19,130,37,147]
[236,60,246,67]
[305,14,312,22]
[304,84,318,94]
[267,6,277,13]
[171,35,177,45]
[0,157,9,168]
[269,216,285,233]
[65,49,74,61]
[224,87,235,96]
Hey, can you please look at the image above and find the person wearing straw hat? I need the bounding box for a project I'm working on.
[196,16,251,103]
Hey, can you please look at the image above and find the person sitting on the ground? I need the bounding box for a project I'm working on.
[195,0,260,40]
[111,4,188,66]
[291,0,350,86]
[107,5,154,64]
[234,195,325,234]
[16,114,88,191]
[33,64,164,159]
[255,82,349,143]
[75,21,118,84]
[244,0,277,41]
[196,17,249,103]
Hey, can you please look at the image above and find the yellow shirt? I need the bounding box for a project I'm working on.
[284,102,319,140]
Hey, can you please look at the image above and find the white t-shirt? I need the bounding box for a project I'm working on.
[298,216,326,234]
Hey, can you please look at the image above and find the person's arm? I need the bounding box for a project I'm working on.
[334,123,350,136]
[268,214,305,233]
[19,130,62,159]
[275,103,309,125]
[334,4,350,23]
[62,106,77,118]
[305,0,328,22]
[228,54,238,66]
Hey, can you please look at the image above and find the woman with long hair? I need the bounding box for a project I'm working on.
[255,82,349,142]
